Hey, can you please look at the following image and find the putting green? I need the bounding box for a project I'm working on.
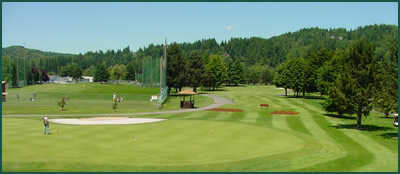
[3,119,305,168]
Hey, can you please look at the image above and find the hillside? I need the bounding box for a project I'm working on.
[2,24,397,72]
[138,24,397,67]
[2,46,74,60]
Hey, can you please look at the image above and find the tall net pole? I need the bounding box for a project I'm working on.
[161,38,167,91]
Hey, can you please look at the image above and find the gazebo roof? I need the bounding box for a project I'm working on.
[178,90,197,95]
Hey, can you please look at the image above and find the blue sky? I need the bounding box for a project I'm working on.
[2,2,398,54]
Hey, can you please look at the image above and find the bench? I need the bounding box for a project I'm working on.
[150,95,158,102]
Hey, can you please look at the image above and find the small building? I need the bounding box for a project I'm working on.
[49,75,73,84]
[82,76,94,83]
[178,90,197,108]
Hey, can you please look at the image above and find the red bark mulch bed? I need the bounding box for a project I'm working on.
[271,111,299,115]
[260,104,269,107]
[207,108,244,112]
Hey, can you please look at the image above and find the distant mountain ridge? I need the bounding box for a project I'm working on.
[2,46,75,60]
[2,24,397,70]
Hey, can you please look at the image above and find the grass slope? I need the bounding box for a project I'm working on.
[2,86,398,171]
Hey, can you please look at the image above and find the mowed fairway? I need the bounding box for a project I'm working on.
[2,83,213,115]
[2,86,398,171]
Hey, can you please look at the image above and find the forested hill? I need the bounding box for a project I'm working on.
[2,46,74,59]
[2,24,397,72]
[138,24,397,67]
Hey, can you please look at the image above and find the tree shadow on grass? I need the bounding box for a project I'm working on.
[331,123,394,132]
[380,132,398,139]
[284,95,325,100]
[323,113,356,120]
[224,84,248,88]
[201,88,227,92]
[379,116,395,119]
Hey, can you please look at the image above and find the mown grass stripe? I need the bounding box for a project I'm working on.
[271,115,291,132]
[211,112,232,121]
[323,113,398,172]
[286,116,311,135]
[197,112,221,120]
[183,111,211,119]
[291,99,375,172]
[226,111,246,122]
[284,98,333,140]
[255,110,273,127]
[239,112,258,124]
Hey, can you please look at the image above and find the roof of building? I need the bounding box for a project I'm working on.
[178,90,197,95]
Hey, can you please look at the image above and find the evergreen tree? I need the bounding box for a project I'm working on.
[204,55,227,90]
[328,39,378,128]
[71,65,83,80]
[60,64,73,77]
[83,65,96,76]
[273,62,290,96]
[166,43,186,92]
[286,58,308,97]
[32,67,40,84]
[374,36,398,117]
[126,62,136,81]
[94,64,110,82]
[186,50,205,92]
[10,63,18,87]
[228,59,243,86]
[307,48,334,93]
[262,67,274,85]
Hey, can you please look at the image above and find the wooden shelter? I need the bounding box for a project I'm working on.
[178,90,197,108]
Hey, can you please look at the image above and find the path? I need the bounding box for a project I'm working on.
[2,94,234,118]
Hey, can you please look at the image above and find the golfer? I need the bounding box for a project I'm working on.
[42,116,50,135]
[112,93,117,102]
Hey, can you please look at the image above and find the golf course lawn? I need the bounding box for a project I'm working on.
[2,85,398,171]
[2,83,213,115]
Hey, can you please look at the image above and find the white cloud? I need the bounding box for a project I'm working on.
[225,25,232,31]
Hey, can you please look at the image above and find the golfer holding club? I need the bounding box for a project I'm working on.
[42,116,50,135]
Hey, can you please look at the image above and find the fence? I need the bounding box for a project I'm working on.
[139,53,168,107]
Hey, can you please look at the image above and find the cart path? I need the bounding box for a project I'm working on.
[3,94,234,118]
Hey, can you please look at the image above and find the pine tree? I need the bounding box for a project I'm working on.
[374,36,398,117]
[204,55,227,90]
[328,39,378,128]
[126,62,136,81]
[166,43,186,92]
[186,50,205,92]
[229,59,243,86]
[94,64,110,82]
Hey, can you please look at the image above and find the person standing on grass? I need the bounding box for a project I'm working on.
[42,116,50,135]
[112,93,117,102]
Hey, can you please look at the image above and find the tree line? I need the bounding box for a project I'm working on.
[273,37,398,128]
[1,24,397,128]
[3,24,396,87]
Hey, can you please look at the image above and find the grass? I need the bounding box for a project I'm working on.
[2,83,213,115]
[2,85,398,171]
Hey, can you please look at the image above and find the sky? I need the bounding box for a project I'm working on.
[2,2,398,54]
